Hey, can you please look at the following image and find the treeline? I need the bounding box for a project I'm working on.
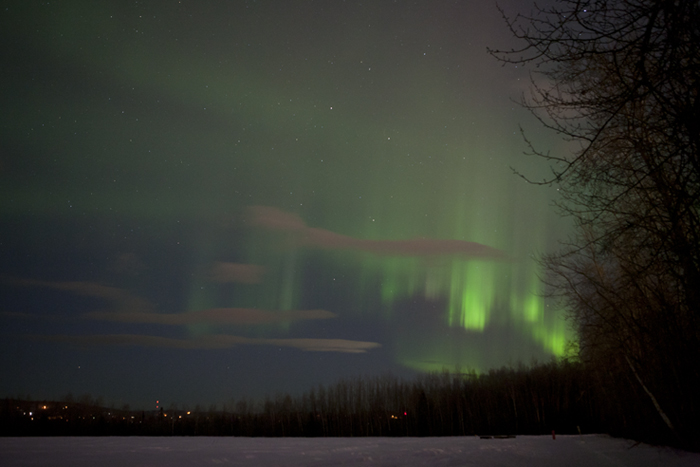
[2,359,692,448]
[0,360,641,439]
[228,360,603,438]
[489,0,700,453]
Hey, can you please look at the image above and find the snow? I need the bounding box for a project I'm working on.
[1,435,699,466]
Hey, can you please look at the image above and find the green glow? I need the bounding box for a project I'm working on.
[530,312,569,357]
[523,293,543,323]
[510,275,544,323]
[6,1,577,376]
[451,262,496,331]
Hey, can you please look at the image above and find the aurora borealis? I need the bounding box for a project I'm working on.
[0,0,573,408]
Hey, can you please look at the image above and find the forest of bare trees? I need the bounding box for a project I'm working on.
[1,362,603,438]
[2,358,691,447]
[490,0,700,449]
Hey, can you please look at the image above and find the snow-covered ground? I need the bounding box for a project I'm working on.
[2,435,699,466]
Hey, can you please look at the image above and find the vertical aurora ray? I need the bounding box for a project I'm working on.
[236,194,574,373]
[342,138,574,371]
[450,261,496,331]
[363,256,572,372]
[224,116,576,372]
[0,0,590,407]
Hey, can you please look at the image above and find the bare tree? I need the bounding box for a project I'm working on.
[490,0,700,446]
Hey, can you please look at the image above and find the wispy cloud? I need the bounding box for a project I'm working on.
[10,275,372,353]
[37,333,381,353]
[3,276,152,312]
[209,262,265,284]
[85,308,336,325]
[8,276,337,326]
[248,206,507,259]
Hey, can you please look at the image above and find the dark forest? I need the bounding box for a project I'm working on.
[2,359,693,450]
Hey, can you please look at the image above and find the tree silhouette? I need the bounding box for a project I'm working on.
[490,0,700,448]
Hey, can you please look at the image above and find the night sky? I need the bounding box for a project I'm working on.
[1,0,573,409]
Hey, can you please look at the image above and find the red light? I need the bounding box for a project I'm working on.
[404,412,407,416]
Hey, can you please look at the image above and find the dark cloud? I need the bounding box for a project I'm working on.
[4,276,152,312]
[85,307,336,325]
[37,333,381,353]
[248,206,507,259]
[12,276,363,353]
[8,275,336,325]
[209,262,265,284]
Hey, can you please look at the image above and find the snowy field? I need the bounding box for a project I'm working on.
[2,435,699,466]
